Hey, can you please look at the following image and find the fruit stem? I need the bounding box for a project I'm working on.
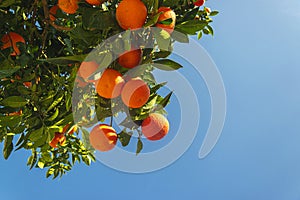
[153,0,159,13]
[110,116,113,127]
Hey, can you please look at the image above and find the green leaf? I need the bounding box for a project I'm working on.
[39,55,87,65]
[152,28,171,51]
[153,59,183,71]
[27,151,37,170]
[0,63,20,79]
[157,91,173,108]
[46,94,64,112]
[150,82,167,93]
[1,96,27,108]
[175,20,208,35]
[118,130,132,147]
[136,138,143,155]
[197,31,203,40]
[3,135,13,159]
[81,128,94,151]
[171,31,189,43]
[144,12,161,27]
[152,51,172,59]
[0,0,21,7]
[38,161,45,169]
[46,109,59,122]
[28,127,44,142]
[209,11,219,16]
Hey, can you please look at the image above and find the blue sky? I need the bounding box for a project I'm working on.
[2,0,300,199]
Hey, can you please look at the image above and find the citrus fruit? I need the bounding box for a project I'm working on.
[89,124,118,152]
[86,0,103,6]
[96,69,125,99]
[118,48,142,69]
[58,0,78,14]
[1,32,25,56]
[156,7,176,34]
[78,61,99,81]
[49,132,66,148]
[141,113,169,141]
[49,5,59,21]
[194,0,205,7]
[116,0,147,30]
[121,78,150,108]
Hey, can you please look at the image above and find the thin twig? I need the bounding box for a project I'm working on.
[41,0,50,49]
[50,22,73,31]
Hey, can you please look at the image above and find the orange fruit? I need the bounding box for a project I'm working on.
[58,0,78,14]
[89,124,118,152]
[49,132,66,148]
[7,110,22,116]
[205,7,211,14]
[141,113,169,141]
[86,0,103,6]
[121,78,150,108]
[23,82,32,88]
[1,32,25,56]
[78,61,99,81]
[116,0,147,30]
[96,69,125,99]
[194,0,205,7]
[49,5,59,21]
[118,48,142,69]
[156,7,176,34]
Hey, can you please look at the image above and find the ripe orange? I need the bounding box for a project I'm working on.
[141,113,169,141]
[156,7,176,34]
[116,0,147,30]
[23,81,32,88]
[118,48,142,69]
[89,124,118,152]
[205,7,211,14]
[49,132,66,148]
[86,0,103,6]
[194,0,205,7]
[1,32,25,56]
[96,69,125,99]
[58,0,78,14]
[121,78,150,108]
[49,5,59,21]
[7,110,22,116]
[78,61,99,81]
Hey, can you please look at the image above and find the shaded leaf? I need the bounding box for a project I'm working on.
[136,138,143,155]
[1,96,27,108]
[153,59,183,71]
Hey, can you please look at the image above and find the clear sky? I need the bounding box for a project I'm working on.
[2,0,300,199]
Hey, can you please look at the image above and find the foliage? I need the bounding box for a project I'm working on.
[0,0,218,178]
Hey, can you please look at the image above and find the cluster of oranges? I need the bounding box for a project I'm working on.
[89,112,170,152]
[77,55,170,152]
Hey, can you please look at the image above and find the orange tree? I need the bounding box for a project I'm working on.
[0,0,218,178]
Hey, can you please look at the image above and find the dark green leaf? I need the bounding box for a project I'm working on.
[1,96,27,108]
[153,59,183,71]
[209,11,219,16]
[28,127,44,142]
[3,135,14,159]
[118,130,132,147]
[136,138,143,155]
[39,55,87,65]
[157,91,172,108]
[175,20,208,35]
